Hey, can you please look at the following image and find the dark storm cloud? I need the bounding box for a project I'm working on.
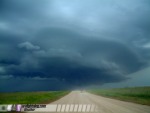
[0,28,143,91]
[0,0,150,92]
[18,42,40,51]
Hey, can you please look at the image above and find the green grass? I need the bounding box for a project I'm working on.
[89,86,150,106]
[0,91,70,104]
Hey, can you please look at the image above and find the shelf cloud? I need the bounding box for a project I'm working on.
[0,0,150,92]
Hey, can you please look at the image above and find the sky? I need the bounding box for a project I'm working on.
[0,0,150,92]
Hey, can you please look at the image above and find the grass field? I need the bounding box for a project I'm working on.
[0,91,70,104]
[89,87,150,106]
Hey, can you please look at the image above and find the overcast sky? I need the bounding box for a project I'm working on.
[0,0,150,92]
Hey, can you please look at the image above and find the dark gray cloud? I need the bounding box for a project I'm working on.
[18,42,40,51]
[0,0,150,92]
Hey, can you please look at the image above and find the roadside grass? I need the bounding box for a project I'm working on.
[0,91,70,104]
[89,87,150,106]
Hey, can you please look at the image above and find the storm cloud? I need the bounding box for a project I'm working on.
[0,0,150,92]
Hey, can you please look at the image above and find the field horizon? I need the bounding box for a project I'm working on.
[0,86,150,106]
[89,86,150,106]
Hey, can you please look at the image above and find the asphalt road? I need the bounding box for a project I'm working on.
[34,91,150,113]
